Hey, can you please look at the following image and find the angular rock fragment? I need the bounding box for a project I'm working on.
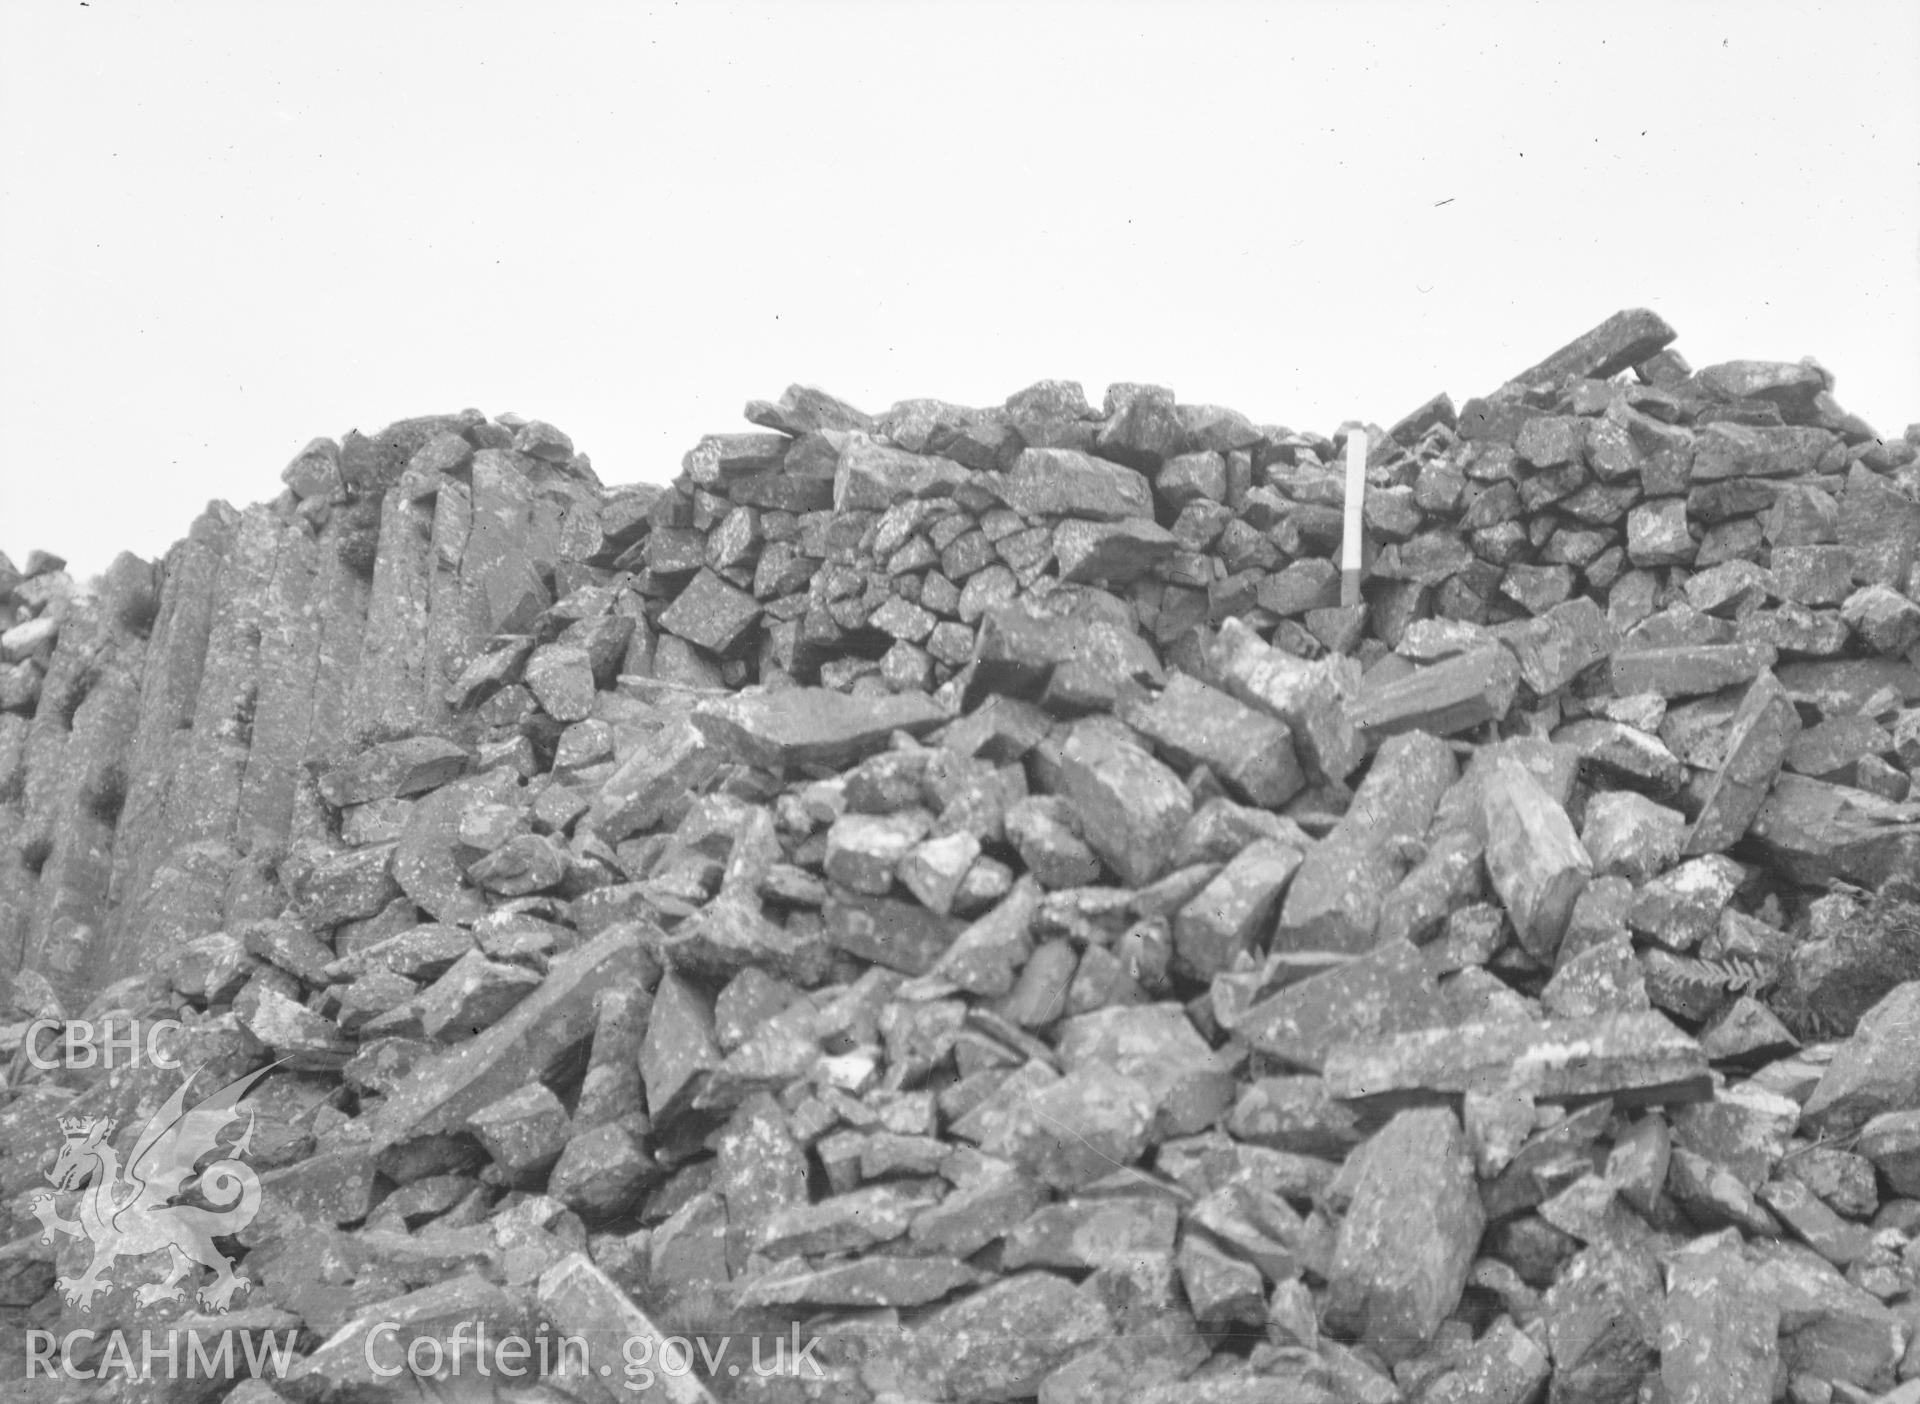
[1683,669,1801,854]
[465,832,566,896]
[1744,1238,1903,1390]
[1348,644,1520,743]
[1858,1109,1920,1196]
[1608,640,1776,698]
[1325,1107,1483,1364]
[918,878,1039,995]
[523,641,598,721]
[1689,422,1836,481]
[1628,861,1739,960]
[1543,1243,1664,1404]
[1748,771,1920,889]
[1172,837,1303,979]
[1002,1195,1178,1271]
[1051,722,1192,887]
[1419,1315,1551,1404]
[1497,595,1615,694]
[1178,1231,1266,1326]
[753,1184,929,1257]
[1275,730,1455,952]
[640,969,721,1126]
[1053,517,1177,583]
[890,1271,1112,1402]
[1001,446,1155,520]
[1125,671,1304,809]
[416,949,542,1041]
[824,809,929,894]
[1580,790,1685,884]
[972,594,1160,706]
[1235,938,1446,1072]
[1481,755,1592,963]
[1626,497,1696,566]
[589,717,724,840]
[659,567,762,654]
[1553,717,1688,792]
[1801,980,1920,1135]
[1837,460,1920,588]
[365,925,648,1149]
[549,1122,654,1217]
[538,1253,722,1403]
[391,772,518,924]
[1207,615,1364,783]
[834,435,972,510]
[466,1081,569,1181]
[237,984,355,1067]
[809,887,945,974]
[1055,1002,1235,1139]
[981,1062,1157,1190]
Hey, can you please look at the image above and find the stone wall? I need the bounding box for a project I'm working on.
[3,310,1920,1400]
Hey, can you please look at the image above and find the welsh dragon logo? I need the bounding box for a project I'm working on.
[29,1062,275,1313]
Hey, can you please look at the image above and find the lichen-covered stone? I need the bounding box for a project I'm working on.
[1326,1107,1483,1363]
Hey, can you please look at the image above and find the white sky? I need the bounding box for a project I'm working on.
[3,1,1916,579]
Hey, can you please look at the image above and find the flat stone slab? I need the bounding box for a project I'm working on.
[1323,1010,1712,1109]
[1608,641,1777,698]
[640,968,721,1125]
[1348,644,1519,742]
[752,1183,931,1258]
[1689,423,1837,481]
[737,1255,977,1309]
[693,686,947,769]
[1499,307,1678,390]
[317,735,469,807]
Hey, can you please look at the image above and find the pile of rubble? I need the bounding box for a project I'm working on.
[5,308,1920,1402]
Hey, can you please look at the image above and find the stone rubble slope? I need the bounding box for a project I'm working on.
[1,311,1920,1400]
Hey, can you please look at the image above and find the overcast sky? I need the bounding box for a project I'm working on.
[3,1,1916,579]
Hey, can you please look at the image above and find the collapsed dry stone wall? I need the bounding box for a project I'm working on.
[2,309,1920,1401]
